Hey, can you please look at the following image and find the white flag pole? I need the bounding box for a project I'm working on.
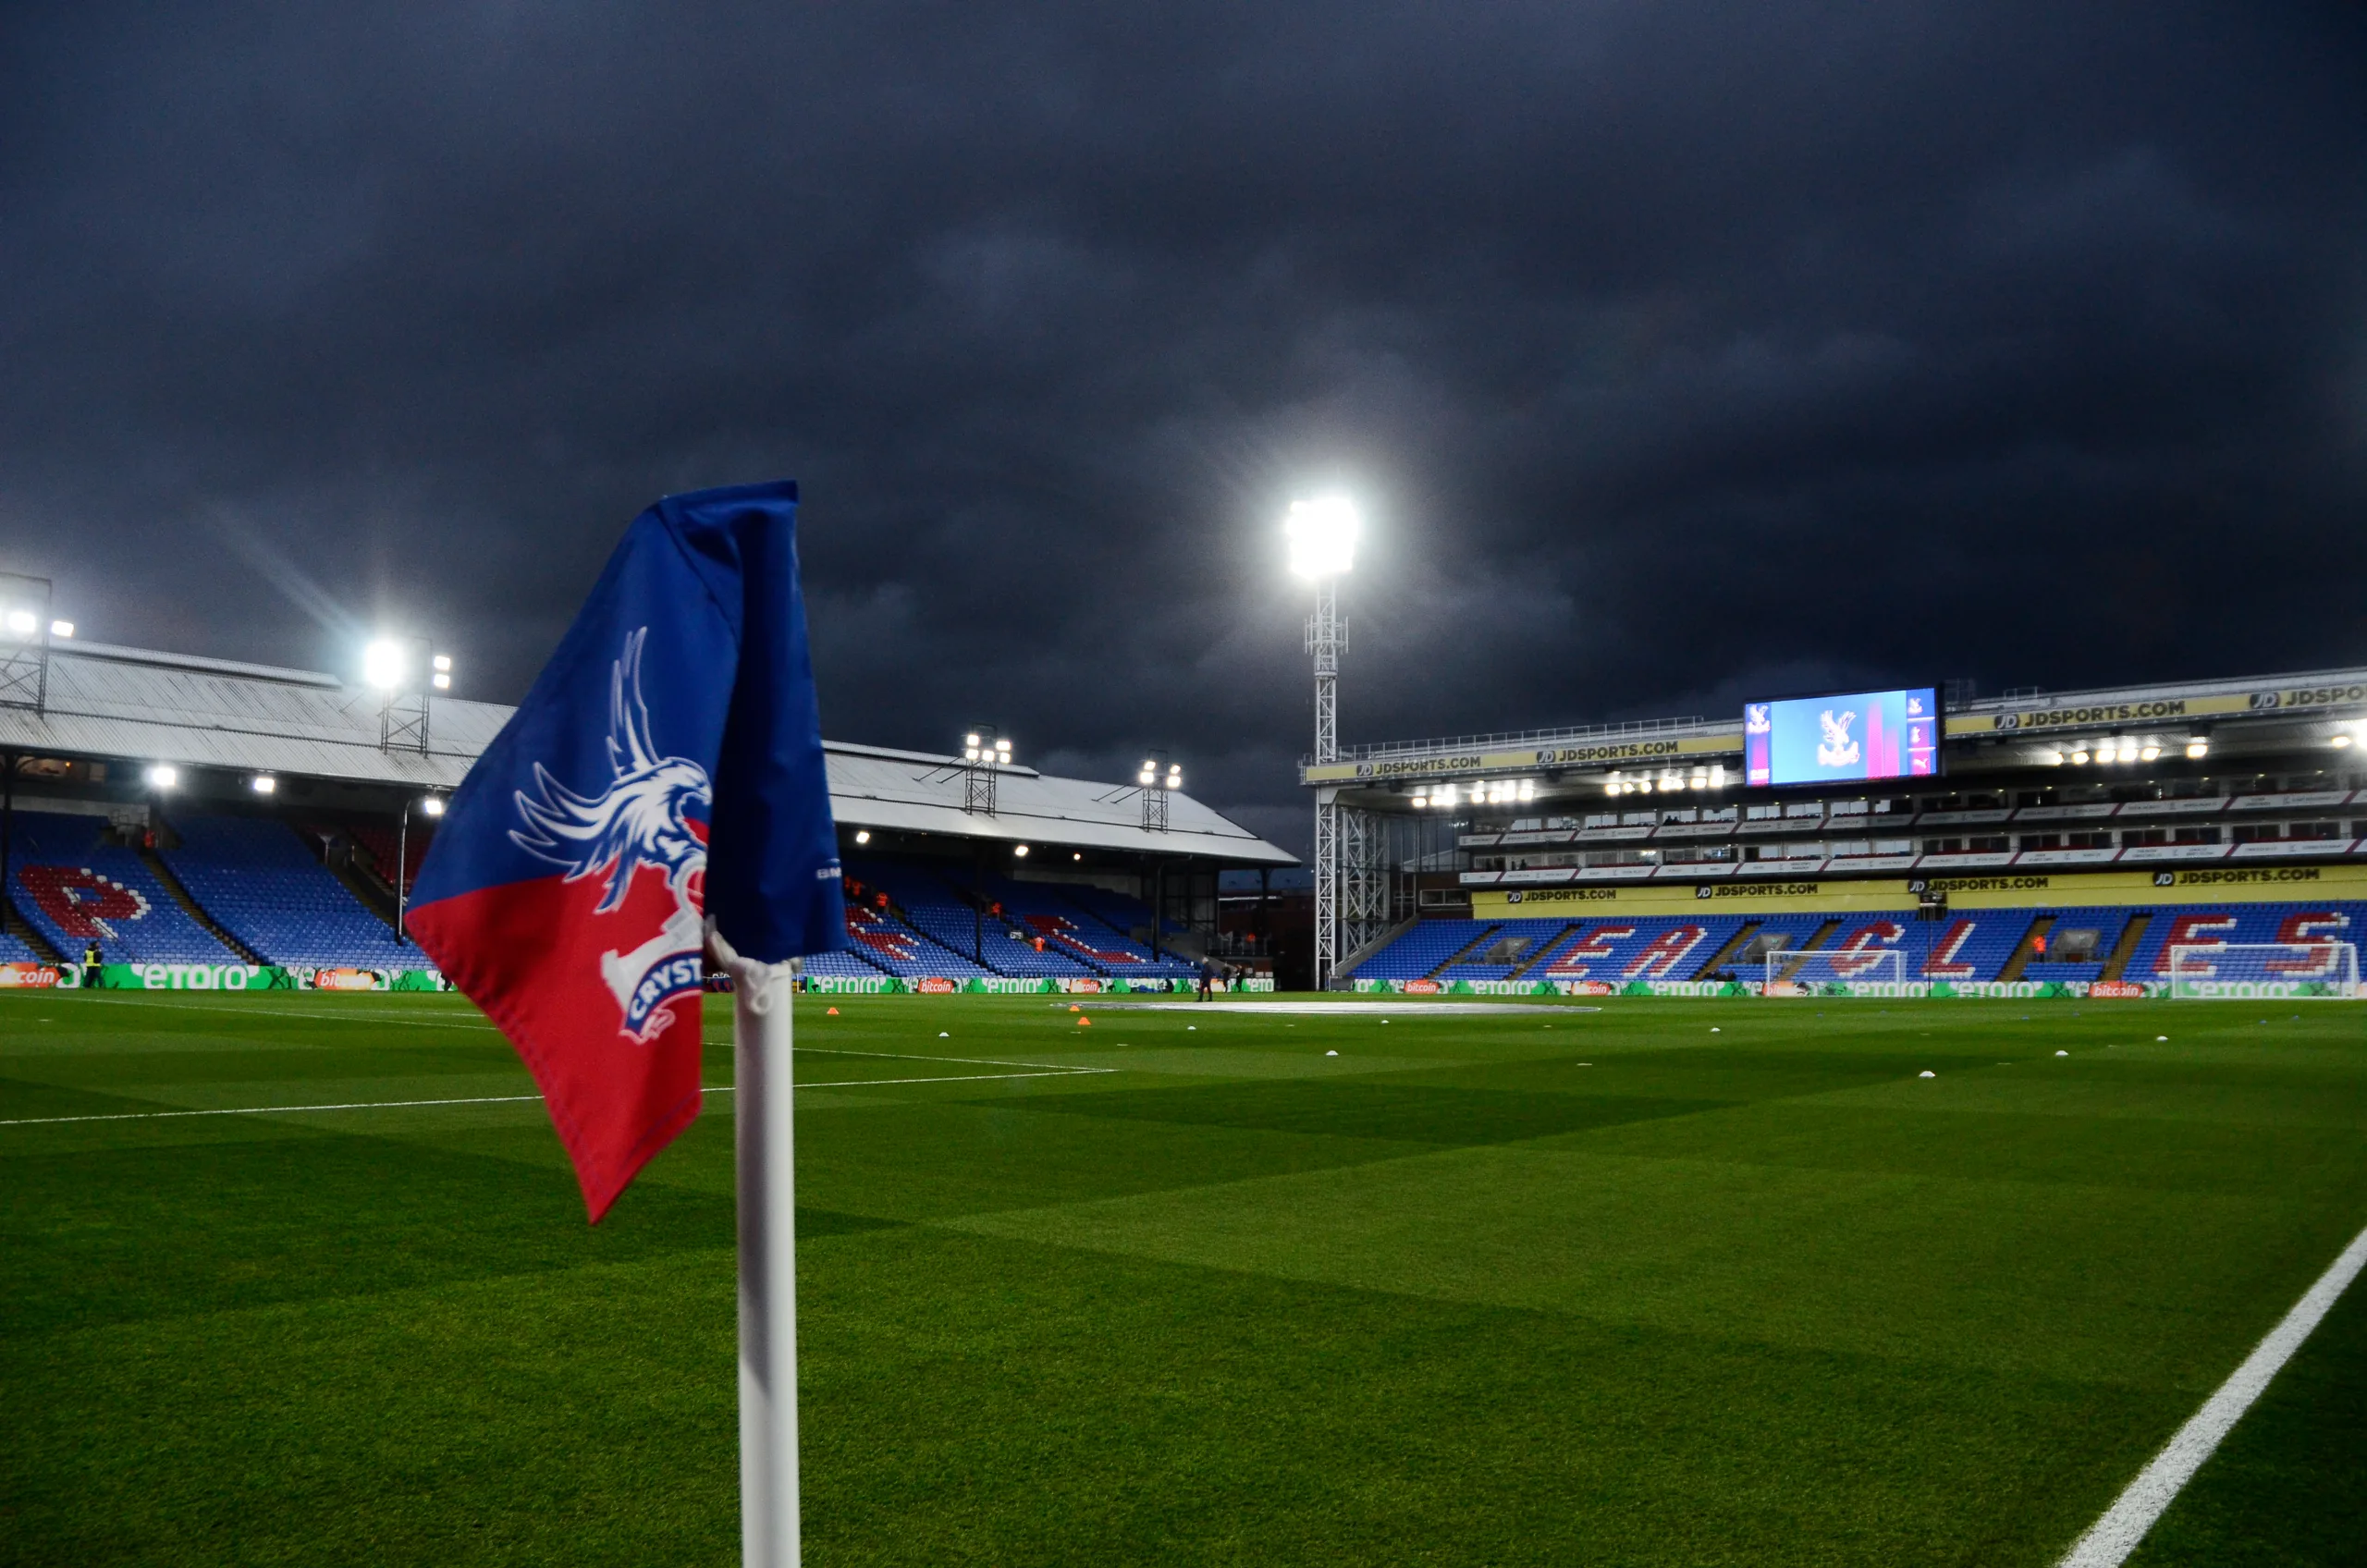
[717,928,800,1568]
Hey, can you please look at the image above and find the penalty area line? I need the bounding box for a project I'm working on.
[0,1066,1114,1126]
[2057,1218,2367,1567]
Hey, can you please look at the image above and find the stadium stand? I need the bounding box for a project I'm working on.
[838,899,993,982]
[1352,902,2367,986]
[1055,879,1192,943]
[979,875,1197,979]
[159,815,417,969]
[350,825,428,897]
[5,811,240,964]
[2124,903,2360,979]
[1355,920,1500,981]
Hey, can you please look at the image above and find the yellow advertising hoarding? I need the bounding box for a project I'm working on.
[1303,731,1742,785]
[1469,862,2367,918]
[1944,681,2367,737]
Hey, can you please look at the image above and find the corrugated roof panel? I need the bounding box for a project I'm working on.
[0,643,1294,864]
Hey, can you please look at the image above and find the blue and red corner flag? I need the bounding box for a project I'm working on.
[411,482,845,1220]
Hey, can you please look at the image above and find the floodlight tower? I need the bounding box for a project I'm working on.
[1137,752,1182,832]
[960,728,1011,816]
[1287,496,1360,988]
[365,634,448,756]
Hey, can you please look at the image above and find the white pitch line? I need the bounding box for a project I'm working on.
[2057,1219,2367,1567]
[0,1092,549,1126]
[0,1065,1114,1127]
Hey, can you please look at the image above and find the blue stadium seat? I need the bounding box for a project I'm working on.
[161,815,419,969]
[5,812,240,964]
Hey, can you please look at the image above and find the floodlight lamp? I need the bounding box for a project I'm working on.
[1013,844,1029,858]
[1710,765,1726,789]
[363,639,405,690]
[1517,779,1536,801]
[146,764,178,790]
[251,775,276,794]
[1284,496,1361,580]
[1072,851,1081,861]
[1139,768,1156,785]
[964,747,980,762]
[421,795,446,817]
[965,732,981,748]
[2070,749,2090,765]
[2185,740,2208,759]
[2140,744,2161,761]
[50,620,72,639]
[1165,771,1182,790]
[853,829,871,845]
[4,608,33,636]
[433,655,452,672]
[1412,794,1428,808]
[2335,735,2355,750]
[2041,750,2065,766]
[2116,741,2139,763]
[432,673,451,691]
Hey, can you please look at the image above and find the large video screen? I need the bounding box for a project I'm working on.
[1744,686,1940,787]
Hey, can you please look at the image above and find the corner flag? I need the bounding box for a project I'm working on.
[409,481,846,1220]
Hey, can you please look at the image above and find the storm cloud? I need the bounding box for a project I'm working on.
[3,2,2362,851]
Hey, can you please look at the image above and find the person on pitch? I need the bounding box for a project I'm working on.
[82,939,103,990]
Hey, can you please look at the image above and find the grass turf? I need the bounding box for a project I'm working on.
[2,990,2362,1565]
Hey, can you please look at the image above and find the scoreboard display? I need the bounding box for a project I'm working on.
[1745,686,1940,787]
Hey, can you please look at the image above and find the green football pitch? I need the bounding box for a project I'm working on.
[4,990,2362,1566]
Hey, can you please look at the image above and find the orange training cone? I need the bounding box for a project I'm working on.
[826,1006,839,1015]
[1078,1016,1092,1026]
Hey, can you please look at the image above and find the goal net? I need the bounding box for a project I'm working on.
[1763,946,1907,995]
[2165,942,2361,1000]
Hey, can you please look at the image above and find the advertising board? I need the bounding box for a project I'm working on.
[1745,687,1940,787]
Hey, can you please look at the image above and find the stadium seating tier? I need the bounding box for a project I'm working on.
[1353,903,2367,986]
[4,812,241,965]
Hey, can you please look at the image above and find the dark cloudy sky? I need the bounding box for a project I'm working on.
[4,3,2363,852]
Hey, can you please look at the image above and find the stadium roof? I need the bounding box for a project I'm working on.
[1305,664,2367,786]
[0,640,1293,865]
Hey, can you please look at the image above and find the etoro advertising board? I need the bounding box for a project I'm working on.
[1744,686,1940,788]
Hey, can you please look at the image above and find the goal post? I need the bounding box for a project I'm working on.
[1763,946,1908,995]
[2165,942,2361,999]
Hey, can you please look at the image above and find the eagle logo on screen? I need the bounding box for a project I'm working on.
[1816,708,1860,769]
